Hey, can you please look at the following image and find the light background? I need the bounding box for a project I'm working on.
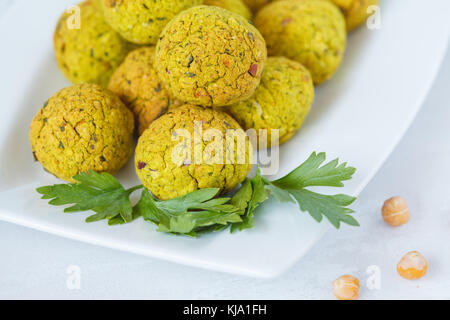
[0,0,449,299]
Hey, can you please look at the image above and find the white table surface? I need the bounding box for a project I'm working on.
[1,1,449,300]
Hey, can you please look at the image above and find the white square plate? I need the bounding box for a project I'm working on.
[0,0,448,278]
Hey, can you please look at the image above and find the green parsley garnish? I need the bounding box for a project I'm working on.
[37,152,358,236]
[264,152,359,228]
[36,171,143,225]
[230,171,268,233]
[134,188,243,236]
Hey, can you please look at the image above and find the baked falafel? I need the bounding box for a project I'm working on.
[108,46,181,135]
[226,57,314,148]
[99,0,203,45]
[29,84,134,182]
[254,0,346,85]
[135,105,253,200]
[54,0,131,87]
[155,5,267,107]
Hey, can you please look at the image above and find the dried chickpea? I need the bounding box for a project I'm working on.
[332,275,360,300]
[397,251,428,280]
[382,196,410,226]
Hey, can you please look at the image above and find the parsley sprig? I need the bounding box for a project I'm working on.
[36,171,143,225]
[264,152,358,228]
[37,152,358,236]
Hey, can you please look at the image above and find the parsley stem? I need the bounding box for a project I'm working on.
[126,185,144,194]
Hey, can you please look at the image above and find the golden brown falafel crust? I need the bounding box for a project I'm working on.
[135,105,253,200]
[54,0,131,87]
[204,0,253,20]
[254,0,346,85]
[108,47,181,135]
[100,0,203,45]
[226,57,314,147]
[155,5,267,107]
[29,84,134,182]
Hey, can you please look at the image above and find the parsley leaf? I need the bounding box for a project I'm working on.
[230,179,253,212]
[265,152,358,228]
[271,152,356,189]
[136,188,243,236]
[230,169,269,232]
[36,170,143,224]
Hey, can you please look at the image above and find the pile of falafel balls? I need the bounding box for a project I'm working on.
[29,0,378,200]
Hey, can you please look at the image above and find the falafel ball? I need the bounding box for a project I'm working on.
[54,0,132,87]
[30,84,134,182]
[254,0,379,32]
[135,105,253,200]
[155,6,267,107]
[226,57,314,148]
[99,0,203,45]
[254,0,346,85]
[331,0,379,31]
[108,47,181,135]
[204,0,252,20]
